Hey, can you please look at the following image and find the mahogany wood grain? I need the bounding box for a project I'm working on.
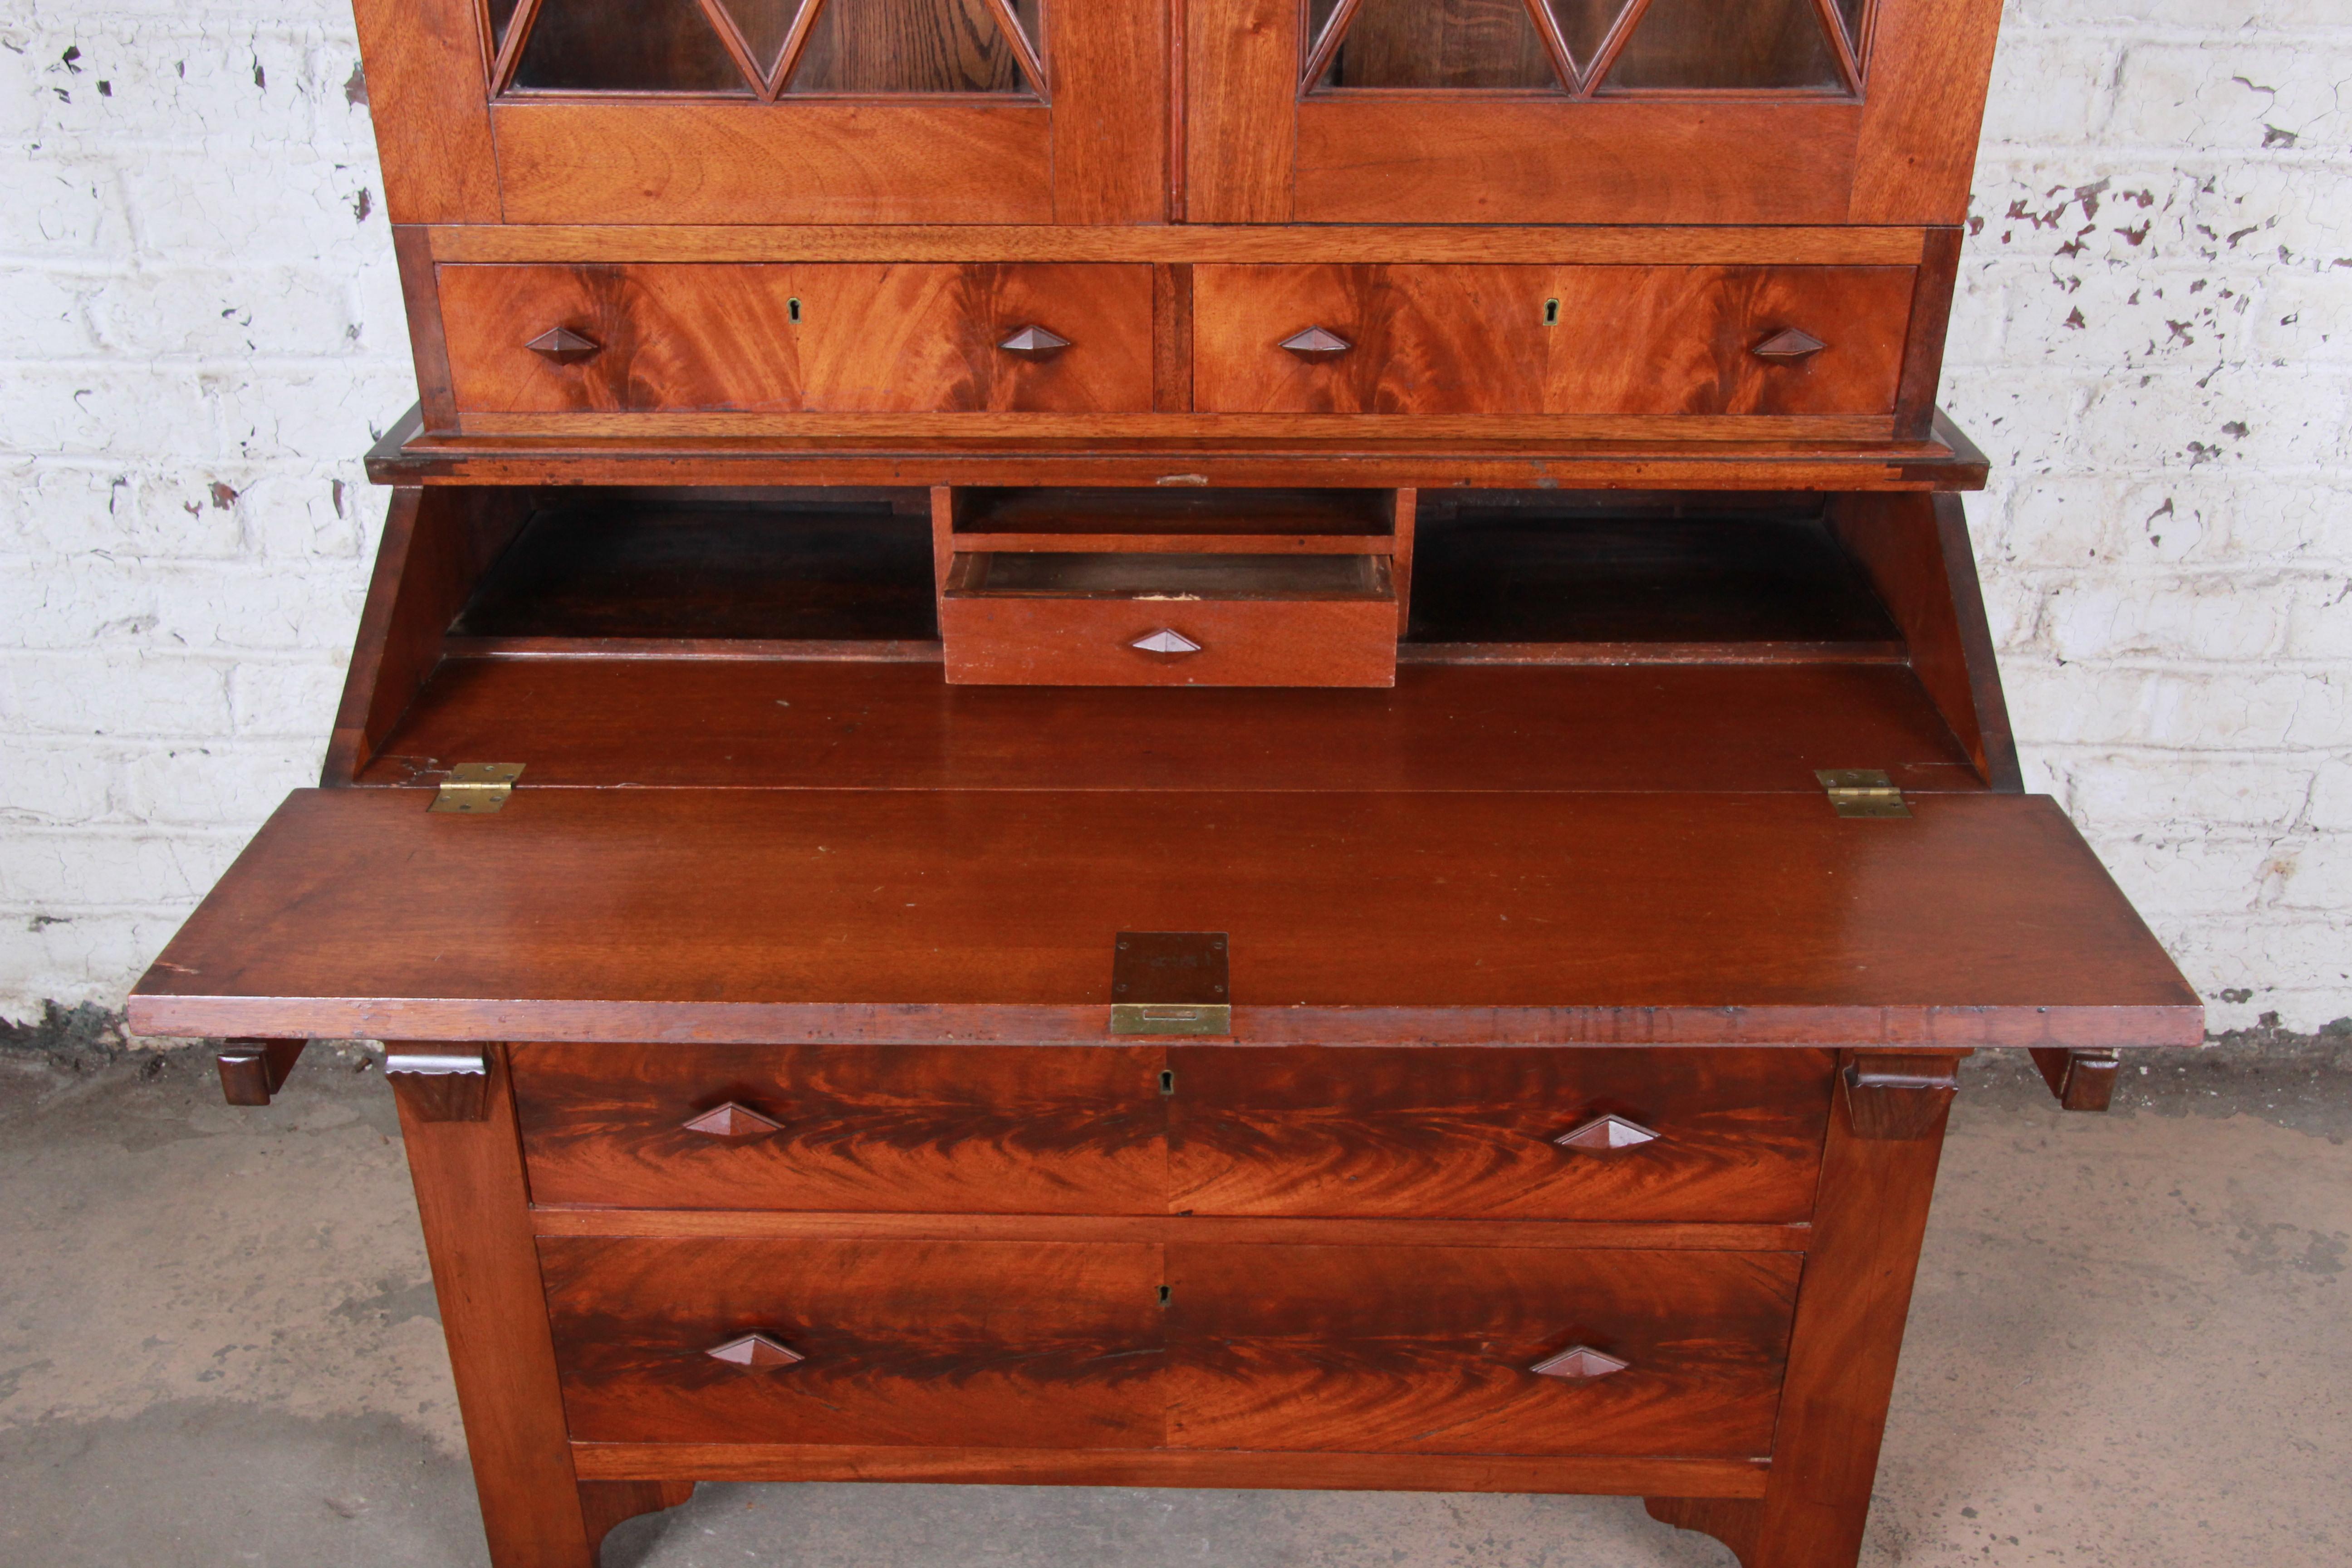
[512,1043,1169,1212]
[438,263,1156,416]
[321,486,534,785]
[393,1045,595,1567]
[1152,263,1195,411]
[1185,0,1297,222]
[1849,0,2008,224]
[447,412,1902,443]
[1829,492,2022,790]
[352,664,1980,799]
[491,102,1052,225]
[1050,0,1168,224]
[127,789,2202,1049]
[1892,228,1962,439]
[1166,1245,1799,1457]
[348,0,500,224]
[1293,99,1858,225]
[1166,1047,1832,1222]
[940,583,1400,686]
[529,1210,1813,1253]
[1736,1046,1958,1566]
[538,1237,1166,1447]
[423,225,1932,268]
[1389,487,1415,632]
[1194,265,1913,416]
[570,1442,1769,1495]
[393,227,459,432]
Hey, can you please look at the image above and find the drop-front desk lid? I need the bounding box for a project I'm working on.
[128,786,2199,1049]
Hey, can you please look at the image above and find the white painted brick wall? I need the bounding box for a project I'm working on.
[1,2,2346,1035]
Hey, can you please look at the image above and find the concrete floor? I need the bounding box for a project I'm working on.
[1,1043,2346,1568]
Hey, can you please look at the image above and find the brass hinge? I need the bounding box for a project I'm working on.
[430,762,525,814]
[1815,768,1909,819]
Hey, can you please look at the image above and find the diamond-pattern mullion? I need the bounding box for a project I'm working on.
[697,0,784,95]
[486,0,546,91]
[1541,0,1637,93]
[1597,0,1844,92]
[781,0,1030,94]
[708,0,820,94]
[508,0,755,93]
[1304,0,1563,92]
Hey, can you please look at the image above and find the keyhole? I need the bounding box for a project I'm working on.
[1158,1285,1171,1306]
[1159,1068,1176,1096]
[788,298,802,324]
[1543,298,1560,326]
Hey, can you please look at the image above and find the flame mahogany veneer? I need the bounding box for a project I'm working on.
[130,1,2193,1565]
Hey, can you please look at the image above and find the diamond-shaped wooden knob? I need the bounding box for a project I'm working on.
[1530,1345,1629,1381]
[706,1333,804,1370]
[1753,328,1827,360]
[1280,326,1352,358]
[998,325,1071,358]
[1552,1113,1659,1152]
[1131,629,1201,655]
[681,1101,784,1139]
[525,326,601,364]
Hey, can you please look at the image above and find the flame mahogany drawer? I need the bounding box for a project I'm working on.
[437,262,1156,416]
[1165,1243,1799,1457]
[1167,1047,1834,1223]
[541,1237,1166,1448]
[939,552,1400,687]
[511,1044,1167,1214]
[1192,264,1914,416]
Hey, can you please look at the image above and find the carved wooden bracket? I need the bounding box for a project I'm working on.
[1840,1053,1960,1140]
[386,1046,493,1122]
[216,1038,305,1107]
[706,1332,804,1369]
[998,325,1071,358]
[1529,1345,1629,1381]
[525,326,601,364]
[1552,1113,1659,1152]
[2030,1048,2122,1112]
[682,1101,784,1138]
[1280,326,1352,358]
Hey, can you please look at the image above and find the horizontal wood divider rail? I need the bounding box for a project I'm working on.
[424,225,1933,267]
[452,414,1903,443]
[526,1211,1814,1250]
[567,1444,1773,1496]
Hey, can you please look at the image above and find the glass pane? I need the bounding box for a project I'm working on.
[1320,0,1559,90]
[1832,0,1867,54]
[1545,0,1631,74]
[715,0,806,77]
[787,0,1027,93]
[487,0,524,58]
[513,0,754,92]
[1603,0,1842,89]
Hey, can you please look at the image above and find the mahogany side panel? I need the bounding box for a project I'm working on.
[393,1044,596,1568]
[1166,1245,1801,1457]
[438,263,1157,416]
[1849,0,2008,224]
[1740,1050,1960,1566]
[392,226,458,433]
[1185,0,1297,222]
[1193,265,1913,416]
[1891,228,1962,439]
[538,1236,1167,1448]
[1829,493,2022,791]
[491,103,1054,225]
[1294,100,1858,225]
[1051,0,1169,225]
[510,1042,1169,1213]
[348,0,500,224]
[1166,1047,1833,1222]
[321,485,533,785]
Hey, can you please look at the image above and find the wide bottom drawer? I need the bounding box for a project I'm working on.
[541,1237,1797,1460]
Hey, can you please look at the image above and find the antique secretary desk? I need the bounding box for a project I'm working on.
[127,3,2201,1566]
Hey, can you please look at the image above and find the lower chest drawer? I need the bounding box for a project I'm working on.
[1193,263,1914,416]
[539,1237,1797,1459]
[438,261,1156,415]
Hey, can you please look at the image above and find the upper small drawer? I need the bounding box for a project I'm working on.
[1193,264,1913,416]
[438,262,1155,416]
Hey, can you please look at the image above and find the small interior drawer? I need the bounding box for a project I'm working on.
[1193,263,1913,416]
[438,261,1155,416]
[940,551,1399,686]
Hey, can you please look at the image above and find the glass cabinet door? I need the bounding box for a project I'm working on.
[1188,0,2002,226]
[473,0,1160,223]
